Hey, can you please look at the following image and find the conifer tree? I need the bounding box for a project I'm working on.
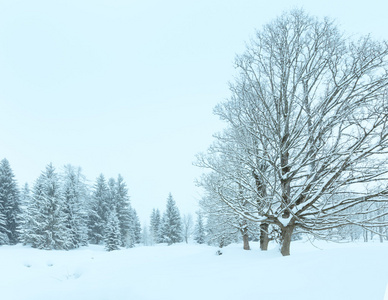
[0,158,20,244]
[128,207,141,245]
[113,175,132,247]
[194,211,206,244]
[62,165,89,248]
[104,209,121,251]
[25,164,69,250]
[88,174,109,244]
[0,209,7,245]
[18,183,32,245]
[150,208,161,244]
[141,224,152,246]
[160,193,182,245]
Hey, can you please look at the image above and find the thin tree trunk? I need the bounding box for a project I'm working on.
[363,229,368,242]
[260,223,269,250]
[241,227,250,250]
[280,225,294,256]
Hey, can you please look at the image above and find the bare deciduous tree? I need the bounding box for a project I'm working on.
[182,214,193,243]
[197,10,388,256]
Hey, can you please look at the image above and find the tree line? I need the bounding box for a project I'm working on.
[0,158,208,251]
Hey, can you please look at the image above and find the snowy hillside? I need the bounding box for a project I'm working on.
[1,241,387,300]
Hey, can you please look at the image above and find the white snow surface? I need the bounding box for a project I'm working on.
[1,241,387,300]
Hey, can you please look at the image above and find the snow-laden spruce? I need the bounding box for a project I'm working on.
[159,193,183,245]
[0,158,20,245]
[88,174,140,249]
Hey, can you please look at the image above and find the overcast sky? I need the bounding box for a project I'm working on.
[1,0,387,222]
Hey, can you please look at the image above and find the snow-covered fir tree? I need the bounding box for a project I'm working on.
[104,209,121,251]
[125,207,141,247]
[112,175,132,247]
[0,207,6,245]
[160,193,182,245]
[150,208,161,244]
[24,163,70,250]
[194,211,206,244]
[61,165,89,248]
[131,208,141,244]
[141,224,152,246]
[0,158,20,244]
[18,183,32,245]
[88,174,109,244]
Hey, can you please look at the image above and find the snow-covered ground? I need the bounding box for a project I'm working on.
[1,240,387,300]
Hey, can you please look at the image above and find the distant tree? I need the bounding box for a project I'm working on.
[130,208,141,244]
[141,224,152,246]
[113,175,132,247]
[61,165,89,248]
[104,209,121,251]
[203,202,239,248]
[150,208,161,244]
[88,174,109,244]
[182,214,193,244]
[24,164,69,250]
[160,193,183,245]
[194,211,206,244]
[0,158,20,244]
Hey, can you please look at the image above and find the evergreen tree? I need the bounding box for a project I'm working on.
[127,207,141,246]
[24,163,69,250]
[62,165,89,248]
[104,209,121,251]
[113,175,132,247]
[0,158,20,244]
[150,208,161,244]
[19,183,33,245]
[160,193,182,245]
[194,211,206,244]
[88,174,109,244]
[0,208,7,245]
[141,224,152,246]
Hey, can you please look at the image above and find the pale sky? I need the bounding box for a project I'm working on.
[1,0,388,222]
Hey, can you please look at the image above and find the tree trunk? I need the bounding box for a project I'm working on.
[242,232,250,250]
[240,227,250,250]
[280,225,294,256]
[363,229,368,242]
[260,223,269,250]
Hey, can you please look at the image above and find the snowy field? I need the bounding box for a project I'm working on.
[1,241,388,300]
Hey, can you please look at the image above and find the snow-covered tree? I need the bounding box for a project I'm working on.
[112,175,132,247]
[88,174,109,244]
[182,213,193,244]
[150,208,161,244]
[141,224,152,246]
[205,210,239,248]
[104,209,121,251]
[61,165,89,248]
[194,211,206,244]
[130,207,141,244]
[197,9,388,255]
[160,193,182,245]
[0,208,6,245]
[0,158,20,244]
[18,183,32,245]
[24,163,69,250]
